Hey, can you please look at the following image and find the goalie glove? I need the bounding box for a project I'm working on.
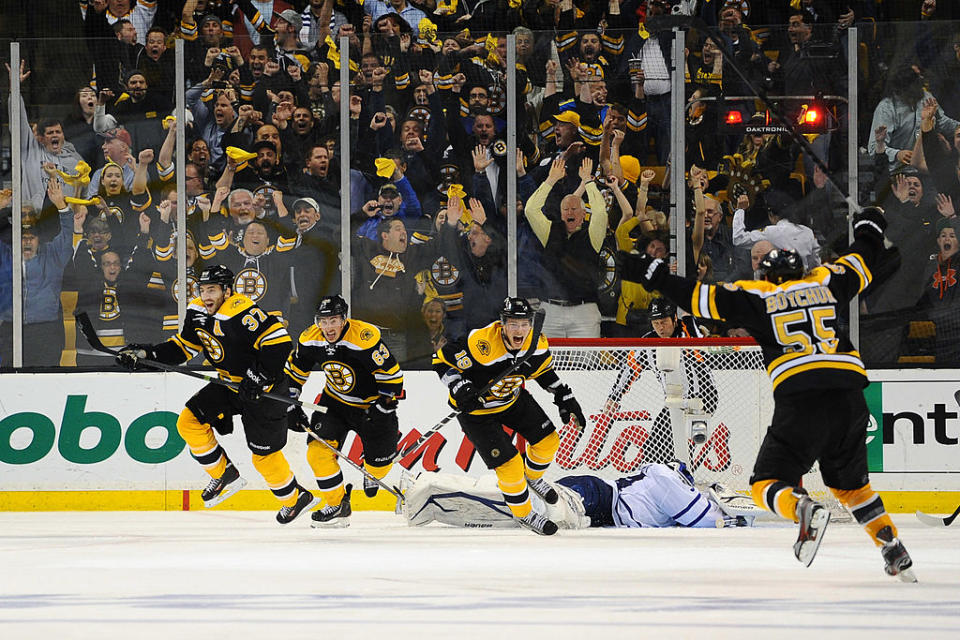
[852,206,887,243]
[115,343,157,371]
[620,250,668,289]
[450,378,483,413]
[239,365,273,402]
[553,384,585,428]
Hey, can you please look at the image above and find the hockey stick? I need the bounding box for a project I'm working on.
[75,312,404,509]
[399,309,546,458]
[915,504,960,528]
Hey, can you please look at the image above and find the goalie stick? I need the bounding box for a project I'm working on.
[915,504,960,528]
[399,309,547,458]
[75,312,404,511]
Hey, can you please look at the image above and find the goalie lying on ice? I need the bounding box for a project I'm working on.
[402,462,761,529]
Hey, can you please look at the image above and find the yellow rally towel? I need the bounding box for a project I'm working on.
[375,157,397,178]
[419,18,439,43]
[162,115,177,130]
[64,196,102,206]
[226,146,257,163]
[58,160,92,187]
[436,0,458,14]
[446,183,466,200]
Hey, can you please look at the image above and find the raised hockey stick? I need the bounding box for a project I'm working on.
[76,312,405,510]
[915,504,960,528]
[399,309,546,458]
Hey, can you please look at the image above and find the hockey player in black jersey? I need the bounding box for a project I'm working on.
[620,207,916,581]
[115,265,318,525]
[285,296,404,528]
[603,298,718,463]
[432,298,586,536]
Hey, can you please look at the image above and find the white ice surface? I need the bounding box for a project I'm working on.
[0,512,958,639]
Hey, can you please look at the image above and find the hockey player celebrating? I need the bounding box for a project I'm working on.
[432,297,586,536]
[115,265,318,525]
[620,207,916,581]
[284,296,404,528]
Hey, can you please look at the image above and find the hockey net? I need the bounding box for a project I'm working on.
[537,338,845,517]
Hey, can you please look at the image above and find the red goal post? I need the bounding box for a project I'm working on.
[537,337,832,503]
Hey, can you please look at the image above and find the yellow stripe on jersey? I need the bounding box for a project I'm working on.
[374,362,403,384]
[254,325,291,349]
[528,351,553,379]
[285,359,312,385]
[767,350,866,391]
[214,294,254,319]
[835,252,872,293]
[691,282,723,320]
[171,333,202,358]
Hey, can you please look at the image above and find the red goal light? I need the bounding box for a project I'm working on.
[802,108,821,125]
[724,110,743,125]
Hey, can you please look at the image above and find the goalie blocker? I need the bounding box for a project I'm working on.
[402,462,761,530]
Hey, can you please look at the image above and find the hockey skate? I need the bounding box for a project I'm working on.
[276,489,320,525]
[517,510,559,536]
[527,477,559,505]
[311,484,353,528]
[363,474,379,498]
[877,526,918,583]
[201,463,247,508]
[793,495,831,567]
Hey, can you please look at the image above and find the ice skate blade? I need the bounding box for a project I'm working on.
[278,494,320,525]
[203,477,247,509]
[894,567,918,583]
[794,508,831,567]
[311,517,350,529]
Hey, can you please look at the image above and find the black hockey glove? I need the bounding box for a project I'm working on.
[116,344,157,371]
[450,378,483,413]
[286,387,308,432]
[852,206,887,243]
[620,251,668,289]
[239,366,273,402]
[365,395,398,428]
[554,384,586,428]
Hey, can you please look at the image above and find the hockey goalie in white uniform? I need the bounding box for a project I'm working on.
[402,462,761,530]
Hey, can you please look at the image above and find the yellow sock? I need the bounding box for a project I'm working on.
[177,407,226,478]
[306,438,345,507]
[252,451,299,508]
[525,431,559,480]
[831,484,897,546]
[496,454,531,518]
[751,478,799,521]
[364,461,392,480]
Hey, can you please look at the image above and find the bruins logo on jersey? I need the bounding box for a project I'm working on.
[322,361,356,392]
[476,339,491,356]
[234,269,267,300]
[172,275,200,302]
[431,257,460,286]
[360,328,374,342]
[100,286,120,320]
[489,375,524,399]
[103,206,125,224]
[195,328,225,362]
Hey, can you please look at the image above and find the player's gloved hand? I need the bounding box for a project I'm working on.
[619,250,668,289]
[239,366,273,402]
[450,378,483,412]
[554,384,586,428]
[115,343,156,371]
[852,206,887,243]
[286,387,308,431]
[364,395,397,428]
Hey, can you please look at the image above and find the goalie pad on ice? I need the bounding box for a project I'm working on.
[707,483,763,526]
[400,473,590,530]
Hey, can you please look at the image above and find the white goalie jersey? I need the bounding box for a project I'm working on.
[401,465,761,530]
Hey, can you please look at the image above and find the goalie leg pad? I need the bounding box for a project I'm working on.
[495,453,532,518]
[402,473,518,528]
[306,438,345,507]
[178,407,227,478]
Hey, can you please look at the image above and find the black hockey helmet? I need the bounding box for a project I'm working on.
[648,297,677,320]
[757,248,804,284]
[500,297,535,323]
[198,264,235,290]
[315,295,348,322]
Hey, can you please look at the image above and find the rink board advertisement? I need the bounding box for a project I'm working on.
[0,370,958,509]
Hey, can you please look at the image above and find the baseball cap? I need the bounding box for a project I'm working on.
[253,140,277,154]
[379,183,400,197]
[553,111,581,126]
[293,197,319,212]
[199,15,221,28]
[103,127,132,147]
[277,9,303,32]
[619,155,641,184]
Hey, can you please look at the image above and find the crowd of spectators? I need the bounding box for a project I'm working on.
[4,0,960,368]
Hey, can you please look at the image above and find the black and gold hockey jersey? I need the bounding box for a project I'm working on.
[285,319,404,409]
[153,292,292,387]
[432,321,562,415]
[658,252,873,396]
